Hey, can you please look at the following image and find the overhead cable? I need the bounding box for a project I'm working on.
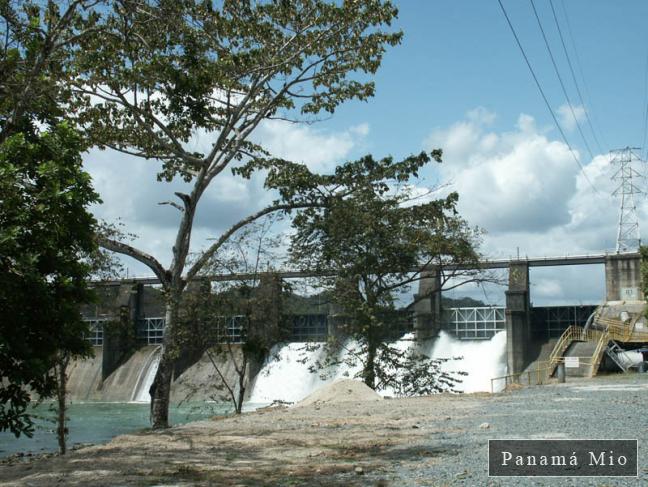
[496,0,600,195]
[641,51,648,162]
[548,0,605,155]
[530,0,594,162]
[558,0,609,151]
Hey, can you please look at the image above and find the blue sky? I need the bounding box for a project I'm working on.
[85,1,648,305]
[328,0,648,159]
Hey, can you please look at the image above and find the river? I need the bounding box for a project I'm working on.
[0,401,232,458]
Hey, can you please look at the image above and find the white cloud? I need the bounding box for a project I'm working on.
[421,108,648,304]
[255,120,369,173]
[425,112,581,233]
[557,104,586,132]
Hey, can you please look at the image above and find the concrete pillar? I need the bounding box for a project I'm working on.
[505,262,530,374]
[413,270,442,341]
[327,301,346,340]
[101,284,139,381]
[324,277,359,340]
[605,253,641,302]
[249,275,283,344]
[247,275,283,380]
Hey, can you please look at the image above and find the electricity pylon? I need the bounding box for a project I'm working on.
[610,147,643,253]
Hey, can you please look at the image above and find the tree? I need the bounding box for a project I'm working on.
[71,0,403,428]
[0,124,99,438]
[1,0,105,442]
[178,221,285,414]
[289,151,484,391]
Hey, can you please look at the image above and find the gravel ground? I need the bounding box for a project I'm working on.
[0,373,646,486]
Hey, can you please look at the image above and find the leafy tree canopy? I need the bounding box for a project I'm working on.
[0,123,99,436]
[1,0,105,437]
[289,151,483,391]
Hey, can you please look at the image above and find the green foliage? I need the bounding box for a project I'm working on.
[1,0,103,140]
[640,246,648,309]
[72,0,402,182]
[442,296,487,308]
[0,123,99,437]
[290,151,481,392]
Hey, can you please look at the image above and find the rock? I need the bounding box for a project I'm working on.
[354,466,364,475]
[479,422,490,429]
[455,470,469,479]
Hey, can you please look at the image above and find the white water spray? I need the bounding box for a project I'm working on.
[248,331,508,404]
[132,347,161,402]
[423,331,508,393]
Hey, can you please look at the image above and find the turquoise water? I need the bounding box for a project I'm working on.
[0,401,232,458]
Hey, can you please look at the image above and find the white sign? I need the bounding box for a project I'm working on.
[621,287,639,300]
[564,357,580,368]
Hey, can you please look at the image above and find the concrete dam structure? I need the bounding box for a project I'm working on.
[66,345,244,403]
[68,251,646,402]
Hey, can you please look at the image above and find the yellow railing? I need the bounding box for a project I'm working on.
[590,330,610,377]
[597,316,648,342]
[548,325,580,366]
[489,355,598,393]
[543,325,608,382]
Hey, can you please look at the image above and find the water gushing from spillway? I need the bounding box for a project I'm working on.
[421,331,508,393]
[248,331,508,404]
[132,347,161,402]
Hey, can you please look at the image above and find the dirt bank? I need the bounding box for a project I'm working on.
[1,374,646,486]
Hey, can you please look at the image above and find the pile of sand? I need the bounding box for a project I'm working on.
[295,379,382,408]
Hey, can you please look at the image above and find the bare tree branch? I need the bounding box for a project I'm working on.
[97,235,168,286]
[186,202,318,282]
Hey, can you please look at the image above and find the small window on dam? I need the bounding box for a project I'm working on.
[83,318,107,346]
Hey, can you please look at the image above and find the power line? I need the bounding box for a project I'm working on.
[641,50,648,161]
[559,0,609,151]
[496,0,600,195]
[529,0,594,162]
[548,0,604,155]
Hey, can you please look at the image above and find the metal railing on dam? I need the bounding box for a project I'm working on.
[91,252,621,286]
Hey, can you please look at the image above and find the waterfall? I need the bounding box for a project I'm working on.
[248,330,508,404]
[422,330,508,393]
[248,342,332,404]
[131,346,161,402]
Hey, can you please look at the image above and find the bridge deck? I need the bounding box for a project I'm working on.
[93,252,626,286]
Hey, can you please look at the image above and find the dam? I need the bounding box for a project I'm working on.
[68,251,647,404]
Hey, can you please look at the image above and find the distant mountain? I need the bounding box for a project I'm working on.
[441,296,487,308]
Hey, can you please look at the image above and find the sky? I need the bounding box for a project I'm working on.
[84,1,648,306]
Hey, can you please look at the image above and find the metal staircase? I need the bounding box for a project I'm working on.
[590,331,609,377]
[544,315,641,379]
[605,341,631,372]
[491,306,647,391]
[543,322,638,379]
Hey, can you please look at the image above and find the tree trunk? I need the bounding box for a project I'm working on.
[150,295,178,429]
[56,355,69,455]
[363,341,376,390]
[236,354,248,414]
